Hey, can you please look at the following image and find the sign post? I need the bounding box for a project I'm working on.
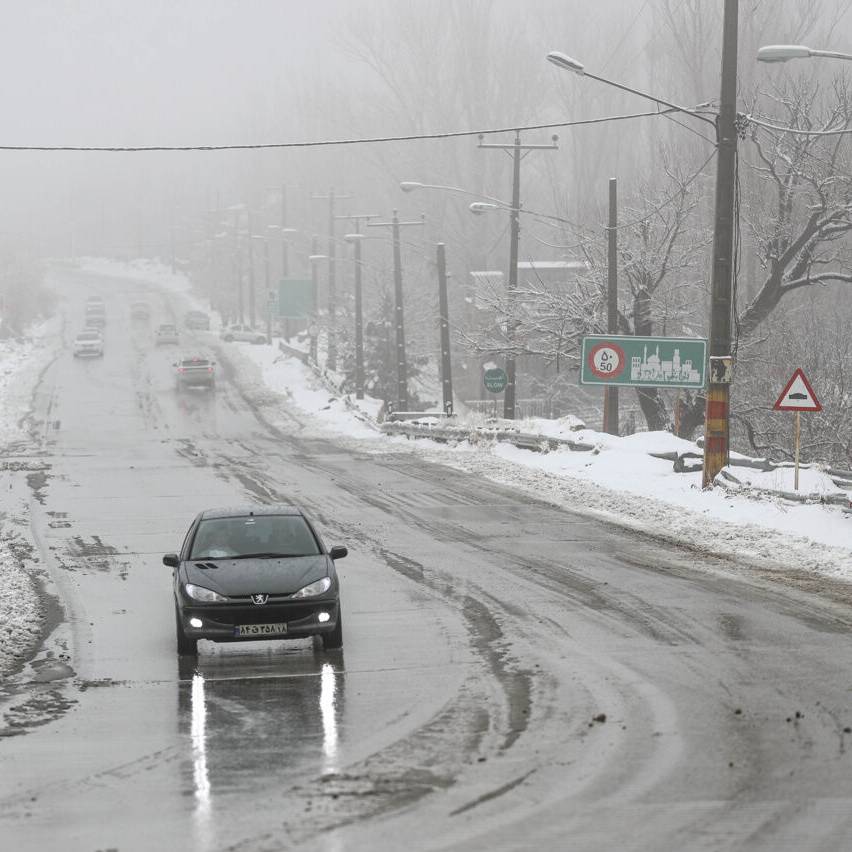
[484,367,508,393]
[773,368,822,491]
[580,335,707,389]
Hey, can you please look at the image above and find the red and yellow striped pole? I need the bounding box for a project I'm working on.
[702,384,729,488]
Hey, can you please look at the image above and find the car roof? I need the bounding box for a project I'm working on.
[199,505,305,520]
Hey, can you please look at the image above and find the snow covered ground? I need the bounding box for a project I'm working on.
[0,317,63,677]
[3,258,851,676]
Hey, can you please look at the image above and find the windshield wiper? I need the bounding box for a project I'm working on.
[231,552,307,559]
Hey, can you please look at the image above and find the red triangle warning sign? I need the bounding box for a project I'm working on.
[773,368,822,412]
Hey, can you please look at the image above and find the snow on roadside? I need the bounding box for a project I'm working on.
[0,317,63,677]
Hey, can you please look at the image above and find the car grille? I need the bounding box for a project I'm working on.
[209,604,324,626]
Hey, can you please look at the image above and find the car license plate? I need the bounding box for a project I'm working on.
[235,623,287,637]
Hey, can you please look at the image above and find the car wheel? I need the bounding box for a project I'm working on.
[322,611,343,650]
[175,608,198,656]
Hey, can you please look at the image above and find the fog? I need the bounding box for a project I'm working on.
[2,1,852,446]
[0,0,687,262]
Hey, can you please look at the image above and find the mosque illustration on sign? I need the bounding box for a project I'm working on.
[630,344,701,384]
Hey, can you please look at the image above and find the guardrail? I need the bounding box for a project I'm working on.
[380,420,596,453]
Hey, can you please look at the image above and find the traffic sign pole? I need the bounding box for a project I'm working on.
[773,368,821,492]
[794,411,801,491]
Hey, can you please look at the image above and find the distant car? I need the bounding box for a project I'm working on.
[184,310,211,331]
[220,323,267,344]
[155,323,180,345]
[165,504,347,656]
[73,329,104,358]
[174,354,216,390]
[84,308,106,328]
[130,302,151,320]
[86,296,104,308]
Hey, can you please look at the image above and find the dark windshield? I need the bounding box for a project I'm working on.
[189,515,321,560]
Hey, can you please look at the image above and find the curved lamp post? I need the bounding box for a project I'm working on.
[546,51,717,127]
[757,44,852,63]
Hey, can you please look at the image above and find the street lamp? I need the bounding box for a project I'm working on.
[545,51,716,127]
[548,0,738,488]
[757,44,852,63]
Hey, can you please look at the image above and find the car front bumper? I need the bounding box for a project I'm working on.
[177,599,340,643]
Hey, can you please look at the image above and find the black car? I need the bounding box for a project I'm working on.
[184,309,211,330]
[165,505,347,656]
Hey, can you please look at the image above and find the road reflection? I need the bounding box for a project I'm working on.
[178,645,345,847]
[320,662,340,774]
[190,673,213,845]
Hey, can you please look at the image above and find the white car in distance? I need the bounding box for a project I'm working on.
[73,329,104,358]
[220,323,267,344]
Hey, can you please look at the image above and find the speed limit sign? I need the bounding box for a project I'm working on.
[587,341,626,380]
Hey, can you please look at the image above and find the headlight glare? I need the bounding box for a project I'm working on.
[292,576,332,598]
[185,583,228,603]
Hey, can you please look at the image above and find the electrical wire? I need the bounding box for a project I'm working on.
[603,149,717,231]
[0,108,713,153]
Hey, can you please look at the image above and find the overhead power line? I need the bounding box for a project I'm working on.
[0,108,713,153]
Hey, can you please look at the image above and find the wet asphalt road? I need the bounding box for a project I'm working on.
[3,270,852,852]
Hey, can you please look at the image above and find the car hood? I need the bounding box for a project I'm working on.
[182,555,330,596]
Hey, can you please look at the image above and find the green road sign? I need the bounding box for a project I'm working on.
[580,335,707,389]
[484,367,508,393]
[277,279,314,318]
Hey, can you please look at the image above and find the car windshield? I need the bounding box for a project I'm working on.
[180,358,210,368]
[189,515,321,560]
[77,332,100,341]
[159,325,176,333]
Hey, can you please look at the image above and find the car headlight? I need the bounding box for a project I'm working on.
[291,577,332,599]
[184,583,228,603]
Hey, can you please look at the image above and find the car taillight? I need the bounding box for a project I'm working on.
[208,367,213,373]
[178,367,184,373]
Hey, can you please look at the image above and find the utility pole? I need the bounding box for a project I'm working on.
[263,235,271,343]
[604,178,619,435]
[280,184,289,277]
[339,214,379,401]
[436,243,454,416]
[368,211,425,412]
[233,207,243,324]
[702,0,739,488]
[308,235,324,365]
[478,131,558,419]
[311,187,352,371]
[247,210,256,328]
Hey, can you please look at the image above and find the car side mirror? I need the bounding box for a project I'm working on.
[163,553,180,568]
[329,545,348,560]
